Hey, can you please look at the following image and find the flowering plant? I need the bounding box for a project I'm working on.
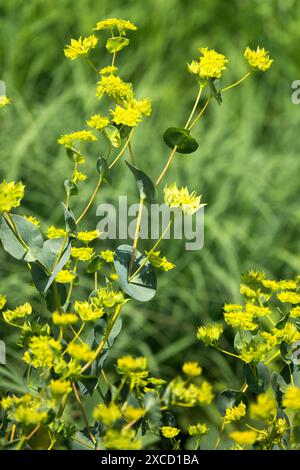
[0,18,287,451]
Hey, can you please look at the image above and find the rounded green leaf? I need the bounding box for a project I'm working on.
[106,37,129,54]
[104,124,121,148]
[163,127,199,154]
[0,214,43,262]
[114,244,157,302]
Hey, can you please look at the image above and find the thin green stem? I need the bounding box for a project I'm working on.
[265,350,280,365]
[76,175,103,224]
[184,85,204,128]
[188,97,211,130]
[216,346,241,360]
[155,86,205,186]
[86,58,98,73]
[214,421,225,449]
[129,216,173,282]
[109,129,134,169]
[221,71,252,93]
[72,382,96,445]
[128,196,145,279]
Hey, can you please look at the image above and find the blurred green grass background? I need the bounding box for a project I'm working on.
[1,0,300,438]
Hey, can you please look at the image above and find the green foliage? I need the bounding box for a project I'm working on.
[0,0,300,451]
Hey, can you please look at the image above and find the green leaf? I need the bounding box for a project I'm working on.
[125,161,156,203]
[62,203,77,234]
[86,256,104,273]
[32,238,71,293]
[45,284,67,311]
[78,376,98,396]
[163,127,199,154]
[0,214,43,262]
[114,244,157,302]
[106,37,129,54]
[243,362,270,394]
[271,372,287,406]
[118,125,132,139]
[104,125,121,148]
[234,330,253,353]
[209,78,222,105]
[96,157,111,183]
[217,389,248,417]
[276,313,290,329]
[64,179,78,197]
[144,392,162,432]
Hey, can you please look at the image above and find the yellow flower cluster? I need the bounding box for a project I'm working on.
[25,215,40,227]
[244,46,273,72]
[77,230,100,243]
[52,311,78,326]
[277,290,300,304]
[164,182,205,216]
[110,98,152,127]
[1,394,50,427]
[73,170,87,183]
[197,323,223,346]
[223,402,246,424]
[87,114,110,131]
[94,18,137,33]
[0,96,11,108]
[182,361,202,377]
[171,378,213,406]
[188,423,208,436]
[97,75,133,103]
[71,246,94,261]
[93,402,121,426]
[146,250,175,271]
[198,47,229,79]
[102,428,141,450]
[50,379,72,396]
[161,426,180,438]
[3,302,32,322]
[230,430,257,446]
[64,35,98,60]
[250,394,277,421]
[74,300,104,322]
[96,287,125,308]
[117,355,148,375]
[123,406,144,422]
[23,335,61,369]
[282,386,300,410]
[67,342,94,362]
[223,303,270,331]
[0,180,25,212]
[100,250,115,262]
[58,130,97,147]
[46,226,66,239]
[100,65,118,75]
[55,270,76,284]
[262,279,297,291]
[0,294,7,310]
